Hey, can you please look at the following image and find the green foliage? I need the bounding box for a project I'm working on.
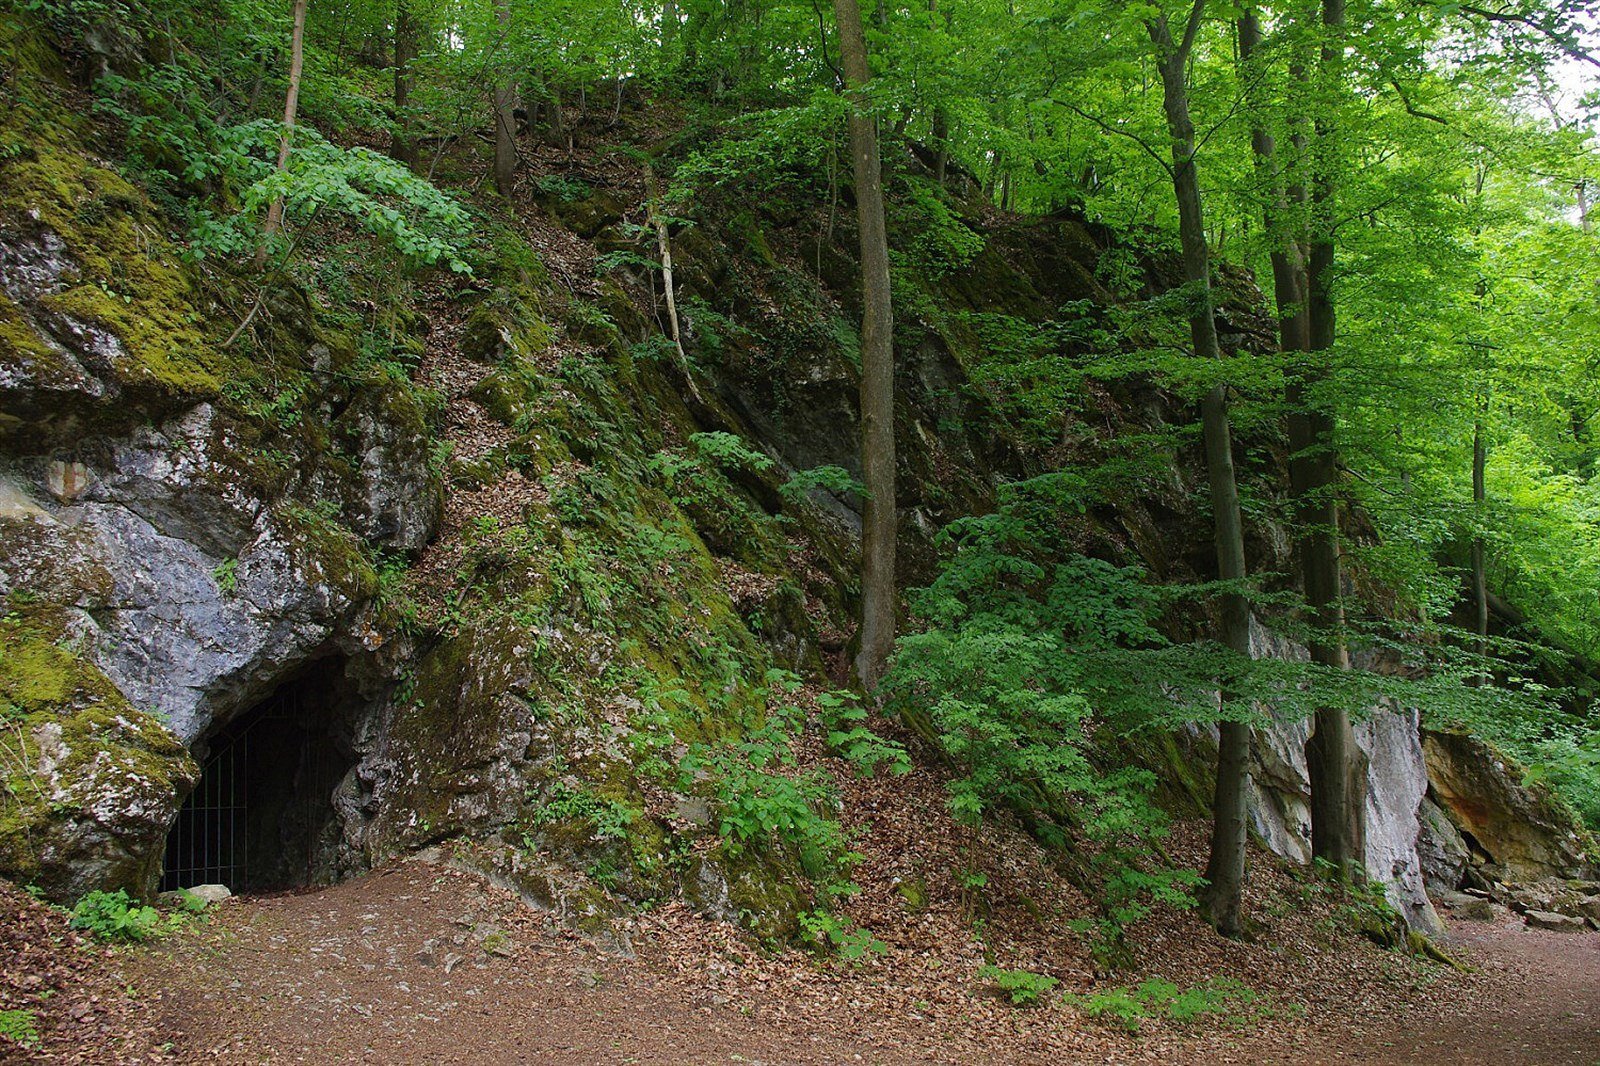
[817,690,911,777]
[0,1008,40,1049]
[683,672,853,891]
[779,465,865,503]
[886,474,1186,840]
[687,432,774,473]
[525,780,638,842]
[211,557,238,594]
[69,889,162,942]
[892,177,985,277]
[797,909,888,961]
[1068,977,1260,1033]
[1524,732,1600,829]
[978,965,1060,1007]
[91,48,472,274]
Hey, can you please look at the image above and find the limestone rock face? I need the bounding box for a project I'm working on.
[0,211,441,901]
[1422,729,1597,884]
[1416,795,1471,895]
[1240,622,1441,932]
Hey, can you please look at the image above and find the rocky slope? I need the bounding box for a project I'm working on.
[0,16,1592,943]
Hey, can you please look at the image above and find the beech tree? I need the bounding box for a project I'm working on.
[1143,0,1254,937]
[834,0,898,692]
[492,0,517,196]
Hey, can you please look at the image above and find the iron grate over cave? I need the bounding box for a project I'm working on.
[160,719,250,893]
[159,669,351,896]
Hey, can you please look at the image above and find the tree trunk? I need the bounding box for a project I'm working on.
[1149,3,1253,939]
[929,0,948,188]
[643,163,701,403]
[834,0,897,692]
[257,0,309,268]
[1300,0,1366,882]
[662,0,679,50]
[544,81,568,148]
[492,0,517,197]
[391,0,419,170]
[1472,410,1488,666]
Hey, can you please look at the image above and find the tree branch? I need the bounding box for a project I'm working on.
[1050,99,1173,174]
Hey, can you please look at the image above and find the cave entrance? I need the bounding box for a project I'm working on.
[160,661,356,894]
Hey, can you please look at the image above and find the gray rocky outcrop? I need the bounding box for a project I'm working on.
[0,207,441,901]
[1238,621,1441,932]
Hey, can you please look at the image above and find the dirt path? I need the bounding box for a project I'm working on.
[1272,917,1600,1066]
[113,859,1600,1066]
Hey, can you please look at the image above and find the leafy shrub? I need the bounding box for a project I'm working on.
[69,889,162,942]
[688,432,773,473]
[885,473,1234,957]
[1068,977,1258,1032]
[93,69,472,273]
[0,1009,39,1049]
[1526,730,1600,829]
[779,465,866,503]
[798,909,888,961]
[683,672,852,889]
[817,689,911,777]
[979,965,1060,1006]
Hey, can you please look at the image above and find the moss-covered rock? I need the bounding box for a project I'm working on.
[0,608,196,902]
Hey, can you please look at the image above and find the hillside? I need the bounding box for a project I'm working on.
[1,1,1599,1061]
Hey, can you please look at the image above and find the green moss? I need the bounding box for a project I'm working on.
[896,876,930,912]
[4,144,227,396]
[0,291,60,368]
[0,26,238,405]
[275,503,379,603]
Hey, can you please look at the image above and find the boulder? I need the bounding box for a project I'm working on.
[184,883,232,904]
[1524,909,1588,933]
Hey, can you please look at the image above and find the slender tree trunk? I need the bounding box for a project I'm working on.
[643,163,701,403]
[1472,410,1488,663]
[834,0,897,692]
[543,80,568,148]
[662,0,678,50]
[391,0,419,170]
[929,0,948,188]
[1149,3,1252,939]
[257,0,309,268]
[1237,10,1308,352]
[492,0,517,197]
[1300,0,1366,882]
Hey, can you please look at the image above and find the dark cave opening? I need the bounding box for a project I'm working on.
[160,660,356,894]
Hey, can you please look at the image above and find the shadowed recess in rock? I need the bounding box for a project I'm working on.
[161,658,356,895]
